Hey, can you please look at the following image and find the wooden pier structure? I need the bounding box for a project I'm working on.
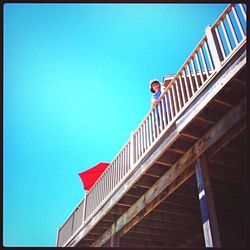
[57,4,247,247]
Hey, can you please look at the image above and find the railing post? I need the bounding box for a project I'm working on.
[130,131,135,167]
[205,25,222,71]
[195,154,221,247]
[82,192,88,222]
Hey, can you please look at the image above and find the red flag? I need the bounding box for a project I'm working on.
[78,162,109,191]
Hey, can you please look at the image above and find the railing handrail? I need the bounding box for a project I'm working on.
[210,4,235,30]
[57,197,85,232]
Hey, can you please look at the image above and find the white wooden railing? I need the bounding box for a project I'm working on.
[56,3,246,247]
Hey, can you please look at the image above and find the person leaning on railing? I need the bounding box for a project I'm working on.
[150,79,165,108]
[150,79,172,131]
[150,79,165,129]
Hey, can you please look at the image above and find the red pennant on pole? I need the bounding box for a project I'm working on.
[78,162,109,191]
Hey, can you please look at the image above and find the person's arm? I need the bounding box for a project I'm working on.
[160,85,166,94]
[151,96,159,109]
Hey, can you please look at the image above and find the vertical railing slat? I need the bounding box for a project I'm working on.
[164,94,170,124]
[182,69,191,100]
[144,123,147,152]
[151,111,156,142]
[141,126,144,154]
[221,19,233,52]
[171,84,178,115]
[135,132,138,162]
[226,13,239,45]
[145,119,149,149]
[158,100,164,132]
[215,26,227,59]
[168,91,174,121]
[191,58,200,91]
[148,114,152,146]
[195,52,205,84]
[121,148,126,179]
[203,39,215,72]
[137,129,141,158]
[239,4,246,21]
[153,107,160,137]
[187,62,195,95]
[232,5,245,38]
[178,74,186,105]
[175,79,182,110]
[161,94,168,128]
[200,46,210,78]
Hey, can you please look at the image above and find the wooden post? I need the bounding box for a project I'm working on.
[195,154,221,247]
[110,233,120,247]
[82,192,88,222]
[110,222,120,247]
[205,25,222,71]
[130,131,135,167]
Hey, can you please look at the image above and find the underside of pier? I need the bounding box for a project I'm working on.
[75,57,246,247]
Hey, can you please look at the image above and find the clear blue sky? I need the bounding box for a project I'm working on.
[3,3,228,247]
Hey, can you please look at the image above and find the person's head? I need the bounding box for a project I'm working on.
[150,79,161,93]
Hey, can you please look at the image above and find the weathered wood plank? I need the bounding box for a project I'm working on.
[110,232,119,247]
[169,134,198,152]
[135,175,159,188]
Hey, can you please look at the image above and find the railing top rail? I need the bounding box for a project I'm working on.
[209,3,235,29]
[58,197,85,232]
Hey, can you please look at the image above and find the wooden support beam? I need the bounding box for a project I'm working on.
[196,116,215,125]
[195,154,221,247]
[181,132,200,140]
[198,109,222,124]
[110,232,119,247]
[155,160,172,167]
[90,99,245,247]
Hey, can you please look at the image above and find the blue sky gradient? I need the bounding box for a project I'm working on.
[4,3,228,246]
